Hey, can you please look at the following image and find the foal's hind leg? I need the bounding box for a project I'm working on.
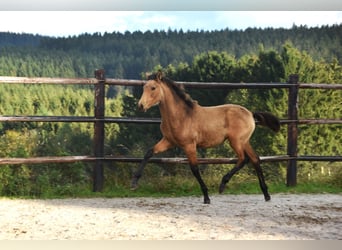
[131,137,173,190]
[219,137,250,194]
[244,143,271,201]
[219,146,248,194]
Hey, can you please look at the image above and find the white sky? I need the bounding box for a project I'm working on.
[0,11,341,37]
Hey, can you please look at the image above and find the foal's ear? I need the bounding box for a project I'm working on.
[144,72,151,80]
[156,71,164,81]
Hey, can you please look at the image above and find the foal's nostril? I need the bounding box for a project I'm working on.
[138,103,144,111]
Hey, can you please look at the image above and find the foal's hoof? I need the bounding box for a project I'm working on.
[265,195,271,201]
[218,183,226,194]
[204,198,211,204]
[130,179,139,191]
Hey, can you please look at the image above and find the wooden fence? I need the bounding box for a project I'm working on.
[0,69,341,191]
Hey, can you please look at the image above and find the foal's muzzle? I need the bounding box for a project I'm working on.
[138,102,146,112]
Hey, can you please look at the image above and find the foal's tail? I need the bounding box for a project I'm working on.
[253,112,281,132]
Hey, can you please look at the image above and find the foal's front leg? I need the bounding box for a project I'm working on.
[131,148,153,190]
[131,137,173,190]
[190,163,211,204]
[185,144,210,204]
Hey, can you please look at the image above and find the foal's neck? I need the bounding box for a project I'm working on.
[159,83,192,121]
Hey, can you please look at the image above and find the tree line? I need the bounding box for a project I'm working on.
[1,24,342,79]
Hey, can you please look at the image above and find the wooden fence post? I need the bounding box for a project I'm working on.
[287,74,299,186]
[93,69,105,192]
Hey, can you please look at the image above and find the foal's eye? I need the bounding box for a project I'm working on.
[151,86,156,91]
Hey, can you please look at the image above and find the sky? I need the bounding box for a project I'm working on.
[0,11,342,38]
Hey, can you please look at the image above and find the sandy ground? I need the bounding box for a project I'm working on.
[0,194,341,240]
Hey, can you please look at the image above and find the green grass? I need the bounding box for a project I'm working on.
[13,181,339,200]
[1,174,340,199]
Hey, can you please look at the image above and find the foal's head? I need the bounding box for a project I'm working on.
[138,71,196,112]
[138,71,164,112]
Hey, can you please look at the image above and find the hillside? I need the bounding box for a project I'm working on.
[0,24,341,79]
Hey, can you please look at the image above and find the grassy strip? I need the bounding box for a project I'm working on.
[13,180,339,200]
[1,171,340,199]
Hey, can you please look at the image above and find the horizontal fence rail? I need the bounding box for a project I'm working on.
[0,72,341,191]
[0,76,99,85]
[0,155,341,165]
[1,75,342,89]
[0,116,341,125]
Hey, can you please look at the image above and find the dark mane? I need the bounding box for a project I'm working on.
[148,73,196,109]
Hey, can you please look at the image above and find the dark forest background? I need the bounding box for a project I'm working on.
[1,25,341,79]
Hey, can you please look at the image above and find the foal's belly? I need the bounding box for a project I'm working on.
[194,124,228,148]
[197,141,225,149]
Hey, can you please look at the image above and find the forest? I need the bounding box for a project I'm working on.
[1,24,342,79]
[0,24,341,196]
